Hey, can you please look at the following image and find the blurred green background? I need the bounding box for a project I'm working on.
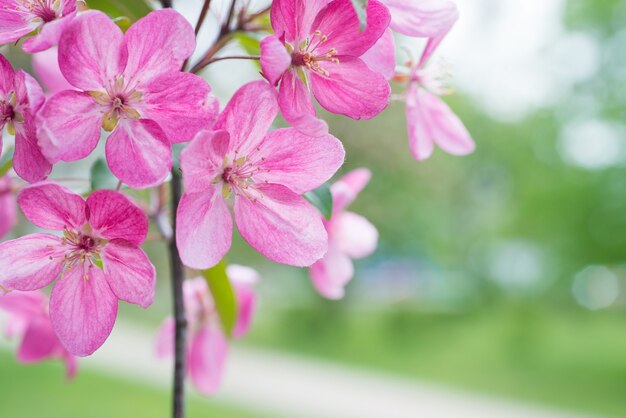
[2,0,626,417]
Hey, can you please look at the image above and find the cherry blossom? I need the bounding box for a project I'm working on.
[0,175,16,239]
[0,182,156,356]
[176,81,345,269]
[310,169,378,299]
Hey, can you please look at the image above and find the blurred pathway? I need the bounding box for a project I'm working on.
[82,321,597,418]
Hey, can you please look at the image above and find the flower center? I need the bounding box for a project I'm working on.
[291,30,340,77]
[215,152,270,201]
[88,75,143,132]
[13,0,60,24]
[58,225,107,279]
[0,92,23,136]
[413,58,455,97]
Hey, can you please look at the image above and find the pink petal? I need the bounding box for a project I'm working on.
[234,184,328,267]
[101,240,155,308]
[253,128,344,194]
[86,190,148,245]
[155,317,175,358]
[105,119,172,189]
[180,130,229,194]
[214,81,278,157]
[361,29,396,80]
[139,72,219,144]
[176,189,233,270]
[310,245,354,300]
[14,128,52,183]
[189,326,229,395]
[0,3,35,45]
[0,290,46,318]
[18,182,87,230]
[22,14,76,53]
[230,279,257,338]
[0,234,64,291]
[331,211,378,259]
[32,48,74,94]
[310,58,390,120]
[270,0,331,44]
[58,10,127,91]
[0,53,15,96]
[124,9,195,82]
[62,352,78,379]
[278,70,328,137]
[0,176,17,239]
[37,90,103,163]
[407,86,474,160]
[312,0,391,57]
[49,265,118,357]
[14,69,45,112]
[331,168,371,213]
[384,0,458,38]
[260,35,291,86]
[17,316,58,363]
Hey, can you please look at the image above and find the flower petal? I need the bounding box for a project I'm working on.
[310,245,354,300]
[176,189,233,270]
[234,184,327,267]
[0,2,35,45]
[270,0,331,43]
[214,81,278,157]
[332,211,378,259]
[407,86,474,160]
[86,190,148,245]
[0,53,15,96]
[17,316,58,363]
[384,0,458,38]
[101,240,155,308]
[260,35,291,86]
[155,317,175,358]
[253,128,344,194]
[0,234,64,291]
[180,130,230,194]
[278,70,328,137]
[105,119,172,189]
[361,29,396,80]
[312,0,390,57]
[37,90,103,163]
[14,128,52,183]
[331,168,371,213]
[139,72,219,144]
[14,69,45,112]
[124,9,195,82]
[0,290,46,318]
[309,58,390,120]
[0,176,17,239]
[230,277,257,338]
[189,326,229,395]
[22,14,76,53]
[18,182,87,230]
[49,265,118,357]
[32,47,74,94]
[58,10,127,90]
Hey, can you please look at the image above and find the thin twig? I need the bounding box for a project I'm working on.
[205,55,260,65]
[195,0,212,36]
[160,0,173,8]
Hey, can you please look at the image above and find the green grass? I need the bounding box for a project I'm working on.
[0,351,272,418]
[248,304,626,418]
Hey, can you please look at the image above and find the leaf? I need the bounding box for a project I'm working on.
[350,0,368,31]
[85,0,152,21]
[90,159,118,191]
[0,148,14,178]
[202,261,238,337]
[304,183,333,220]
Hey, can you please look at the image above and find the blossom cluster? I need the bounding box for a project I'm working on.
[0,0,473,394]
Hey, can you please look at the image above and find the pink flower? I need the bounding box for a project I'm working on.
[380,0,459,38]
[176,81,345,269]
[260,0,391,136]
[0,290,78,378]
[310,169,378,299]
[0,182,156,356]
[156,266,259,395]
[0,0,77,53]
[405,35,474,160]
[37,9,219,188]
[32,47,74,94]
[0,53,52,182]
[0,175,17,239]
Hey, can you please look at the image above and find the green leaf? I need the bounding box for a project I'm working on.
[234,33,262,70]
[304,183,333,220]
[172,143,185,173]
[85,0,152,21]
[90,159,118,191]
[350,0,368,31]
[0,148,14,177]
[202,261,238,337]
